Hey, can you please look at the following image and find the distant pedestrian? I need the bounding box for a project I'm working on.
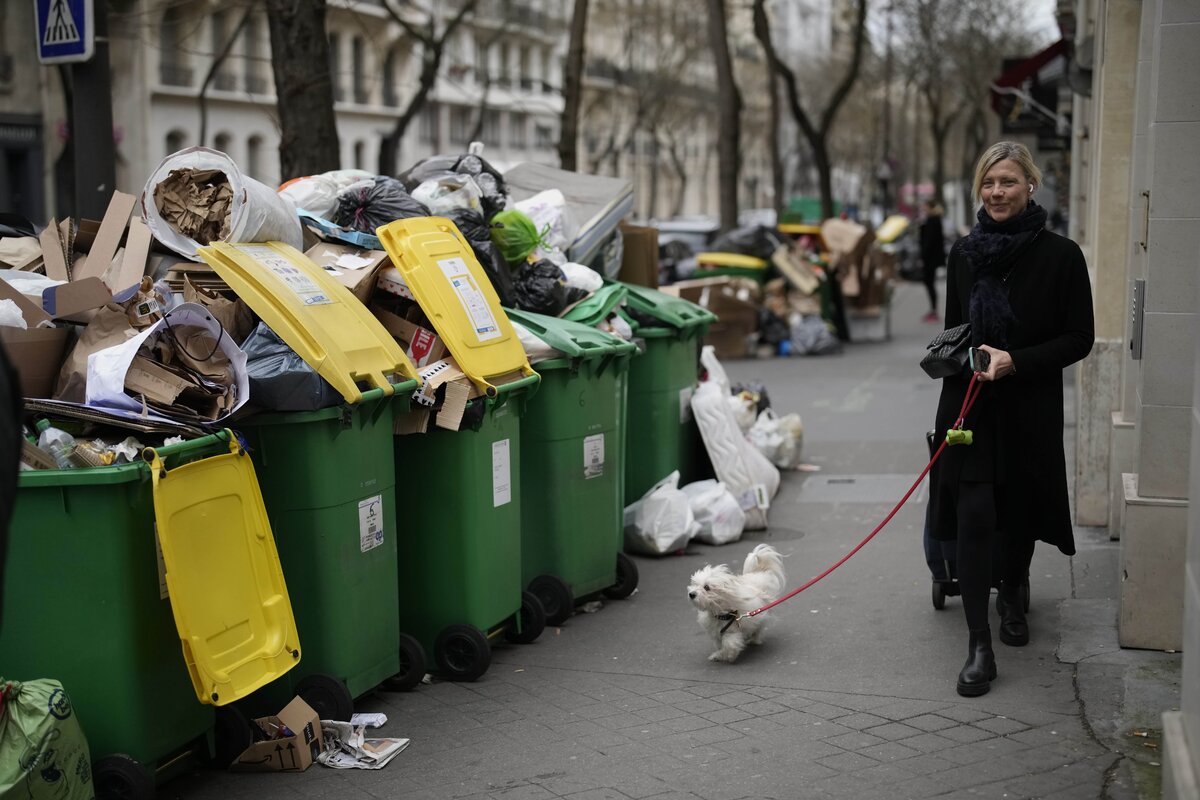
[927,141,1094,697]
[919,200,946,323]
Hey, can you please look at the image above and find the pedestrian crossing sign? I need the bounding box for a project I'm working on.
[34,0,94,64]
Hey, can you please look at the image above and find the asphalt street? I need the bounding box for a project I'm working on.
[166,279,1180,800]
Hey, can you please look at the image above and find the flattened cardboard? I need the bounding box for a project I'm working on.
[0,325,70,398]
[124,356,190,405]
[109,217,152,293]
[304,243,389,303]
[0,237,43,271]
[617,222,659,289]
[0,277,52,327]
[74,191,136,281]
[436,381,471,431]
[394,407,431,435]
[41,277,112,320]
[231,697,324,772]
[20,439,58,470]
[375,266,417,301]
[39,221,70,282]
[770,246,821,295]
[372,305,447,368]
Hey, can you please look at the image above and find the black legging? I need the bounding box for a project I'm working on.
[923,260,938,312]
[956,481,1035,630]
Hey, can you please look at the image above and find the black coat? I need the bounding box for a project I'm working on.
[929,229,1094,555]
[919,215,946,269]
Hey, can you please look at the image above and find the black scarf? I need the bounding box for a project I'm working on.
[958,200,1047,348]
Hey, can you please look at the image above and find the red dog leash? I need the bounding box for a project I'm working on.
[739,374,985,622]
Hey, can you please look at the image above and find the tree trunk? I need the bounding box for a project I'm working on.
[767,73,784,219]
[813,141,834,221]
[200,7,254,147]
[378,48,440,176]
[558,0,589,171]
[705,0,741,232]
[265,0,340,178]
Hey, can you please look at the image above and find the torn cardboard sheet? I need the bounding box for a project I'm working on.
[154,168,234,245]
[0,237,42,271]
[317,720,409,770]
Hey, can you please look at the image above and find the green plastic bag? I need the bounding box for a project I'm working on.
[0,679,94,800]
[490,209,550,265]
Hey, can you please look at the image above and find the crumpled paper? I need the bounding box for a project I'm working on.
[153,167,233,245]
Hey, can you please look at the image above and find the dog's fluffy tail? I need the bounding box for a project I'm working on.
[743,544,786,595]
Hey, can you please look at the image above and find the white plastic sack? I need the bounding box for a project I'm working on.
[560,261,603,293]
[681,479,746,545]
[748,409,805,469]
[86,302,249,423]
[515,189,573,262]
[141,146,303,258]
[623,470,698,556]
[729,393,757,434]
[411,172,484,214]
[279,174,340,218]
[0,300,26,329]
[700,345,732,394]
[511,320,565,364]
[691,380,780,530]
[597,312,634,341]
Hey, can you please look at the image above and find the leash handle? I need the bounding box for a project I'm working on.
[746,375,984,618]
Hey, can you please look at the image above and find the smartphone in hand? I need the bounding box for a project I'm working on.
[968,347,991,373]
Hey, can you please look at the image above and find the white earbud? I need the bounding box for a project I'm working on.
[1028,185,1034,193]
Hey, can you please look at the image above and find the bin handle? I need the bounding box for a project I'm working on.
[368,379,418,424]
[490,372,540,410]
[141,429,235,475]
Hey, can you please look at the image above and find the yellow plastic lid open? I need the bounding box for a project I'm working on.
[197,241,419,404]
[149,438,302,706]
[376,217,536,398]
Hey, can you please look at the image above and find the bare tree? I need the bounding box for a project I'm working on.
[265,0,341,177]
[200,5,255,147]
[377,0,479,176]
[558,0,589,171]
[752,0,869,221]
[706,0,742,232]
[467,2,515,144]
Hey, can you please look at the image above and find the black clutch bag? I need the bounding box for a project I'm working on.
[920,322,971,379]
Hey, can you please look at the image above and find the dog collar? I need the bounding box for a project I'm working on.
[715,611,740,634]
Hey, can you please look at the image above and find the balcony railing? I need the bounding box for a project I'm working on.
[160,63,194,87]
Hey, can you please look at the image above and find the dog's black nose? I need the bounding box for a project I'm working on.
[688,591,696,599]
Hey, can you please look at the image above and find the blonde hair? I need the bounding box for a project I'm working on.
[972,141,1043,202]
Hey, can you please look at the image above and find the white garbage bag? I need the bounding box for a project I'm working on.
[700,345,731,394]
[748,409,805,470]
[623,470,698,556]
[681,479,746,545]
[729,393,758,434]
[560,261,604,293]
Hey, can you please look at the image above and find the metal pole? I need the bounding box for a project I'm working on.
[70,0,115,219]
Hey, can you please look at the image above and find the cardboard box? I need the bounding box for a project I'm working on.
[231,697,324,772]
[660,276,758,360]
[375,266,417,302]
[371,305,448,368]
[618,222,659,289]
[1,326,71,398]
[305,243,389,303]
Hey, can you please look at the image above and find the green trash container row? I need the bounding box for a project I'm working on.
[0,431,232,795]
[506,310,639,626]
[392,374,543,682]
[233,380,421,728]
[618,283,716,502]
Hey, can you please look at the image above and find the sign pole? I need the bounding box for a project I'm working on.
[68,0,114,219]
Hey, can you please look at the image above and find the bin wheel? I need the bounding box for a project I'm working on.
[529,574,574,626]
[932,581,947,610]
[505,590,547,644]
[435,624,491,681]
[93,754,154,800]
[208,705,256,768]
[382,633,427,692]
[603,552,639,600]
[296,673,354,721]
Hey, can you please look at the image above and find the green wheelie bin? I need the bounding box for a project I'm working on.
[0,431,231,799]
[618,283,717,501]
[235,381,420,725]
[392,375,543,681]
[505,310,640,626]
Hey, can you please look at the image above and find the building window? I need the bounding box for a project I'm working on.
[419,102,441,145]
[481,110,501,147]
[383,48,399,107]
[160,8,192,86]
[211,11,236,90]
[541,50,554,93]
[518,46,532,90]
[246,135,264,179]
[165,129,187,157]
[449,107,472,145]
[243,14,267,94]
[351,36,368,104]
[213,132,232,156]
[510,113,528,149]
[354,140,366,170]
[329,34,343,102]
[535,124,555,150]
[475,41,489,84]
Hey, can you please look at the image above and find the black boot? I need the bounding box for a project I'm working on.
[956,627,997,697]
[996,582,1029,646]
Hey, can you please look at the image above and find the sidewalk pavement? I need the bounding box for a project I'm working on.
[168,281,1180,800]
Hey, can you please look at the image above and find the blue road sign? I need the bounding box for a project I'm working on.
[34,0,94,64]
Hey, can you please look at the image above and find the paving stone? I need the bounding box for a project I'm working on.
[858,740,923,763]
[934,723,999,744]
[710,690,760,707]
[737,700,789,717]
[700,707,755,724]
[825,731,888,751]
[861,721,924,741]
[973,716,1031,736]
[905,713,959,732]
[815,751,880,773]
[633,705,690,723]
[831,712,890,731]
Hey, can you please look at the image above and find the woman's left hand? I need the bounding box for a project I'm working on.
[977,345,1015,381]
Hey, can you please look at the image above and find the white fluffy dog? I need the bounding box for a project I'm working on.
[688,544,786,663]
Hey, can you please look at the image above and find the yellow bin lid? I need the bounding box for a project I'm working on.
[197,241,419,404]
[876,214,910,244]
[376,217,536,398]
[149,438,301,706]
[695,252,769,269]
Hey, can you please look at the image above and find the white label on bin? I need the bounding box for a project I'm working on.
[154,524,169,600]
[359,494,384,552]
[492,438,512,507]
[437,257,501,343]
[679,386,694,424]
[584,433,605,479]
[237,245,334,306]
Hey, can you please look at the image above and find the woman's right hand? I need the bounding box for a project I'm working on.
[976,345,1015,381]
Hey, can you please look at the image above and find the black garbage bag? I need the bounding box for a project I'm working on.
[710,225,786,261]
[335,176,429,233]
[399,153,509,219]
[443,208,517,308]
[0,213,36,239]
[242,323,342,411]
[512,259,587,316]
[757,308,791,347]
